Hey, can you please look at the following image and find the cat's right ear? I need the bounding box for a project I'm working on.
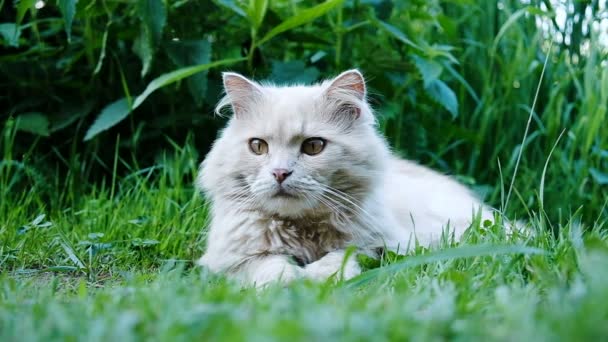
[220,72,263,118]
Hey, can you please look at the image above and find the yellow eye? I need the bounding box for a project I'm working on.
[301,138,326,156]
[249,138,268,155]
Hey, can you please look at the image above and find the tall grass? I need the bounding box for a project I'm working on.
[439,1,607,224]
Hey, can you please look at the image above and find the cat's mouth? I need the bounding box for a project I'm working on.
[272,188,298,199]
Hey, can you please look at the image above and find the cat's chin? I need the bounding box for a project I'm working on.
[271,189,298,199]
[262,195,317,218]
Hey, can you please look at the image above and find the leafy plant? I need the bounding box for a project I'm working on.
[0,0,606,224]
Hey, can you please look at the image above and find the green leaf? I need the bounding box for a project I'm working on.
[166,39,212,106]
[344,244,546,288]
[310,50,326,63]
[84,57,245,141]
[214,0,246,17]
[425,79,458,118]
[256,0,344,46]
[420,43,459,64]
[57,0,78,42]
[134,0,167,77]
[442,62,480,104]
[375,20,421,50]
[269,60,320,84]
[16,0,36,26]
[133,32,153,77]
[84,98,130,141]
[140,0,166,44]
[132,57,245,109]
[61,242,85,269]
[589,168,608,185]
[14,112,50,136]
[357,253,381,271]
[0,23,20,47]
[247,0,268,30]
[412,55,443,88]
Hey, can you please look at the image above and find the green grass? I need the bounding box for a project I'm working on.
[1,139,608,341]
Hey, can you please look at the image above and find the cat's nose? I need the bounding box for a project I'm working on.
[272,168,293,184]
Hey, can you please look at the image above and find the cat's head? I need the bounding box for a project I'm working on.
[198,70,390,218]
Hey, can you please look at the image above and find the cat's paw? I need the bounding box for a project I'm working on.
[304,251,361,281]
[248,258,303,287]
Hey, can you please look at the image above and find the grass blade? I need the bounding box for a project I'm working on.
[344,244,546,288]
[61,242,85,269]
[503,40,553,212]
[540,129,566,209]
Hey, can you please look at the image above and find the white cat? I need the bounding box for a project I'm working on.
[196,69,494,286]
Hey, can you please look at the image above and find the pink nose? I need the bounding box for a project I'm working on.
[272,168,293,184]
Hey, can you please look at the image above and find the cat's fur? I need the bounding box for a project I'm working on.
[197,70,494,286]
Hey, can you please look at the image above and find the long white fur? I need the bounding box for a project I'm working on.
[197,70,494,286]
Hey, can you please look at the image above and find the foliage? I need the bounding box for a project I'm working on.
[1,0,606,222]
[1,0,608,338]
[1,0,606,224]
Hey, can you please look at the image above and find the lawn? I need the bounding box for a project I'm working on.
[1,142,607,340]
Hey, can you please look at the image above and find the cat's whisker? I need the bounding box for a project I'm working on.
[318,185,380,226]
[300,193,323,218]
[317,189,387,243]
[303,192,373,243]
[324,191,378,227]
[316,193,379,242]
[228,190,261,213]
[224,186,250,200]
[306,192,343,216]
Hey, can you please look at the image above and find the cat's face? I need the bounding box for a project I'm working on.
[199,70,389,218]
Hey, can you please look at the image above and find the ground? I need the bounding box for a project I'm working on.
[1,170,607,341]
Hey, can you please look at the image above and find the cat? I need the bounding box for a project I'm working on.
[196,69,495,286]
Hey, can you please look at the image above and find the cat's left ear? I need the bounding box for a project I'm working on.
[324,69,366,120]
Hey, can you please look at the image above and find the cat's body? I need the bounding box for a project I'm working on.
[197,70,494,285]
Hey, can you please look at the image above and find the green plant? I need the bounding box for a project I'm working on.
[1,6,607,340]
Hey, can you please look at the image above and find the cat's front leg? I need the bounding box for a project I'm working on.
[200,250,302,287]
[239,254,303,286]
[303,250,361,281]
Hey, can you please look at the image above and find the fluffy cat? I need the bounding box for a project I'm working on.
[196,69,494,286]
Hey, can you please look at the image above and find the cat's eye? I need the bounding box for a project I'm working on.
[249,138,268,155]
[301,138,326,156]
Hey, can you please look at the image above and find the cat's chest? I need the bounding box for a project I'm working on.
[260,217,347,265]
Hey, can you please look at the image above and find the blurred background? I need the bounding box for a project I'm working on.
[1,0,607,226]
